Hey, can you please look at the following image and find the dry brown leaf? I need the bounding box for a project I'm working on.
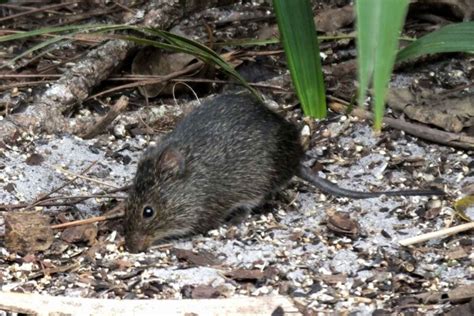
[4,211,54,254]
[60,224,98,246]
[131,46,197,98]
[172,248,220,267]
[386,87,474,133]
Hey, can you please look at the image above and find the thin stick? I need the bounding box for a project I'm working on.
[87,60,204,100]
[0,74,61,79]
[50,214,120,229]
[23,160,98,211]
[105,76,289,91]
[0,1,79,23]
[329,101,474,150]
[0,80,55,91]
[0,185,130,211]
[399,222,474,246]
[51,205,124,230]
[56,167,120,189]
[82,95,129,139]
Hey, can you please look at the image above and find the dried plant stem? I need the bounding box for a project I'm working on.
[56,167,120,189]
[25,160,98,210]
[51,205,124,230]
[399,222,474,246]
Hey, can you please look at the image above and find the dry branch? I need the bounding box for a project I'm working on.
[51,203,124,230]
[399,222,474,246]
[329,102,474,150]
[51,212,123,230]
[0,292,300,316]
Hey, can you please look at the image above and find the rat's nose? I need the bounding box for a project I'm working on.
[125,233,151,253]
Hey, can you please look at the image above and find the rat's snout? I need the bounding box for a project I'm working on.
[124,232,151,253]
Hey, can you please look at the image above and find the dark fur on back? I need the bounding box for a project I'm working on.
[124,92,303,252]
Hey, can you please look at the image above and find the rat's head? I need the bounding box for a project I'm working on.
[124,144,196,253]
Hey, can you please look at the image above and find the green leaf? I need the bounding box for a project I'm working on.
[397,21,474,63]
[273,0,327,118]
[356,0,409,131]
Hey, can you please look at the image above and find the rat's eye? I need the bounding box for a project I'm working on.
[142,206,155,219]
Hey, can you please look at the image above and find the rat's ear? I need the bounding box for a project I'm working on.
[156,145,185,178]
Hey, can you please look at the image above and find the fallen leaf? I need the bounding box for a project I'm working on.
[319,273,347,285]
[412,284,474,304]
[315,5,354,32]
[131,46,199,97]
[4,211,54,254]
[386,87,474,133]
[172,248,220,267]
[60,224,97,245]
[327,211,359,237]
[191,285,223,299]
[446,247,468,260]
[225,268,265,282]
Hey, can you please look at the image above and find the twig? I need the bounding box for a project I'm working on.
[87,60,204,100]
[149,243,175,251]
[56,167,120,189]
[27,161,98,210]
[0,185,130,211]
[0,74,61,79]
[399,222,474,246]
[51,211,124,230]
[0,195,124,211]
[81,95,129,139]
[106,76,289,91]
[0,80,55,91]
[51,203,124,230]
[329,101,474,150]
[0,1,79,23]
[0,73,288,91]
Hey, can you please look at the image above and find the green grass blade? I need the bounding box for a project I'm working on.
[119,31,259,98]
[10,36,68,64]
[356,0,409,131]
[0,24,258,98]
[214,34,356,47]
[273,0,327,118]
[143,28,259,97]
[143,28,233,66]
[372,0,408,131]
[397,21,474,63]
[355,2,378,110]
[0,24,128,42]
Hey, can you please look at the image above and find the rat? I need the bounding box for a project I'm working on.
[124,92,444,252]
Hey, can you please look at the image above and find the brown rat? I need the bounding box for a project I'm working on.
[124,92,444,252]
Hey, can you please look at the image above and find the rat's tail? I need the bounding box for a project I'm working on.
[298,166,446,199]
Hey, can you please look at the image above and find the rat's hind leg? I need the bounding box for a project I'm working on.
[224,207,252,225]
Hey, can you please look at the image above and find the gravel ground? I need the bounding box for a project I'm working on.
[1,107,472,315]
